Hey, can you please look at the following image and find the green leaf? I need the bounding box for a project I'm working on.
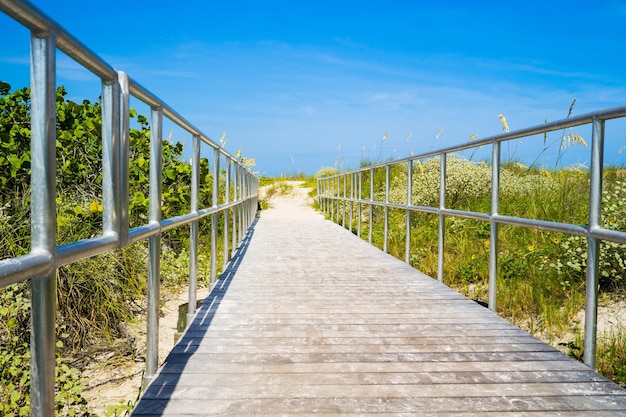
[165,168,176,180]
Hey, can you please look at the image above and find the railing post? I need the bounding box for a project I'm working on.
[488,142,501,311]
[238,167,244,243]
[320,178,324,214]
[334,176,338,223]
[341,174,348,228]
[330,176,335,221]
[211,148,220,285]
[357,171,362,238]
[384,164,390,253]
[116,71,130,247]
[223,158,231,271]
[584,117,605,369]
[405,160,413,264]
[243,170,250,229]
[102,78,119,238]
[349,173,354,232]
[438,155,446,283]
[231,165,238,255]
[369,167,374,244]
[188,134,200,324]
[144,105,163,388]
[29,29,57,417]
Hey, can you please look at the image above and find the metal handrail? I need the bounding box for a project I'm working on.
[0,1,259,416]
[318,105,626,372]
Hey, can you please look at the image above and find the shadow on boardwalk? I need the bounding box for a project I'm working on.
[132,219,258,416]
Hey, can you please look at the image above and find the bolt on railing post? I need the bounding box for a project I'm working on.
[144,105,163,389]
[405,159,413,264]
[29,30,57,417]
[223,159,231,272]
[584,117,605,369]
[438,154,446,283]
[384,164,390,253]
[187,134,200,325]
[369,167,374,244]
[488,142,501,311]
[211,148,220,285]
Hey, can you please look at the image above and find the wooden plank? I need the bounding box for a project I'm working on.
[131,191,626,416]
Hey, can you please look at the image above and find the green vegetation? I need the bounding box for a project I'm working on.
[320,155,626,386]
[0,82,234,415]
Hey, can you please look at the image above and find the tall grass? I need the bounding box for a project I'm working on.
[322,156,626,385]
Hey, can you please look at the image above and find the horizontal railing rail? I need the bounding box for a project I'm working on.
[318,104,626,372]
[0,1,259,416]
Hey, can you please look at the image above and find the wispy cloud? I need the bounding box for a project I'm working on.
[0,56,29,66]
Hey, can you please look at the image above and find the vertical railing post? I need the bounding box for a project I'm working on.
[336,175,341,223]
[29,30,57,417]
[488,142,501,311]
[384,164,390,253]
[357,171,362,238]
[144,105,163,388]
[187,134,200,324]
[244,168,249,234]
[405,159,413,264]
[231,165,238,255]
[584,117,605,369]
[325,177,329,219]
[102,78,119,238]
[223,158,231,271]
[321,178,325,214]
[438,154,446,283]
[369,167,374,244]
[349,173,354,232]
[243,171,249,230]
[330,176,335,221]
[211,148,220,285]
[238,168,244,243]
[342,174,347,228]
[116,71,130,247]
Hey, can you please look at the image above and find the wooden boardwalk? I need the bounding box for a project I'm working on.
[131,186,626,416]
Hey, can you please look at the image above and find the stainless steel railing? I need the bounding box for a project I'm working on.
[318,105,626,371]
[0,1,259,416]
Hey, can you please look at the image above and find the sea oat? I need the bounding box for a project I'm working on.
[560,133,587,149]
[498,114,509,132]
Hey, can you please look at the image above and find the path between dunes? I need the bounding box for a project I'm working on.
[84,181,311,415]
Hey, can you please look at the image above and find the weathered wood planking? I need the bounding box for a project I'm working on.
[131,191,626,416]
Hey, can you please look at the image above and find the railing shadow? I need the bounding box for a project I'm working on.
[131,218,258,415]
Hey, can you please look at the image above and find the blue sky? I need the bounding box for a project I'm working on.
[1,1,626,176]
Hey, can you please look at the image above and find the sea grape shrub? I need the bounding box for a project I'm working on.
[546,181,626,290]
